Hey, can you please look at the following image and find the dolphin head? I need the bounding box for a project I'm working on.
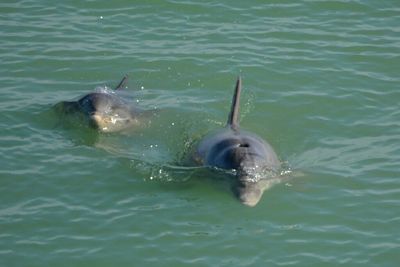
[78,93,136,132]
[229,144,270,207]
[206,137,273,207]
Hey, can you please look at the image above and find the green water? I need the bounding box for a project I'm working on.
[1,1,399,266]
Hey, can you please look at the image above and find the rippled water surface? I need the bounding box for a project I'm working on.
[1,1,399,266]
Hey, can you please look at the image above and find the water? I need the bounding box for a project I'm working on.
[1,1,399,266]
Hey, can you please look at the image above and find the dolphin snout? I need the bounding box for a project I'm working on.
[90,113,112,131]
[233,179,264,207]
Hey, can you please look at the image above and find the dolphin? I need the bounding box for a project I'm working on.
[54,75,149,133]
[193,77,281,206]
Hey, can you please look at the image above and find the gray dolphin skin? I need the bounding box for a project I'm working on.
[55,75,145,133]
[193,78,281,206]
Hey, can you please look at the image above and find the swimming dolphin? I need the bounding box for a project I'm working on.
[55,75,148,133]
[193,77,281,206]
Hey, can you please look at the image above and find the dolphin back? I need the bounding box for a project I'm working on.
[226,77,242,130]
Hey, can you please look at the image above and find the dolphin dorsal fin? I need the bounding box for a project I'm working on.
[227,77,242,130]
[114,75,129,90]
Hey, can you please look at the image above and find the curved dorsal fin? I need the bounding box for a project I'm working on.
[226,77,242,130]
[114,75,129,90]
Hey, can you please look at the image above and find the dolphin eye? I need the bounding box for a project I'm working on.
[239,143,249,148]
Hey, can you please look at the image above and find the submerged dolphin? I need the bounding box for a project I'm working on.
[55,75,149,133]
[193,77,281,206]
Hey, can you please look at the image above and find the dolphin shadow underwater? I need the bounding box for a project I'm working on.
[192,77,281,207]
[54,75,154,133]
